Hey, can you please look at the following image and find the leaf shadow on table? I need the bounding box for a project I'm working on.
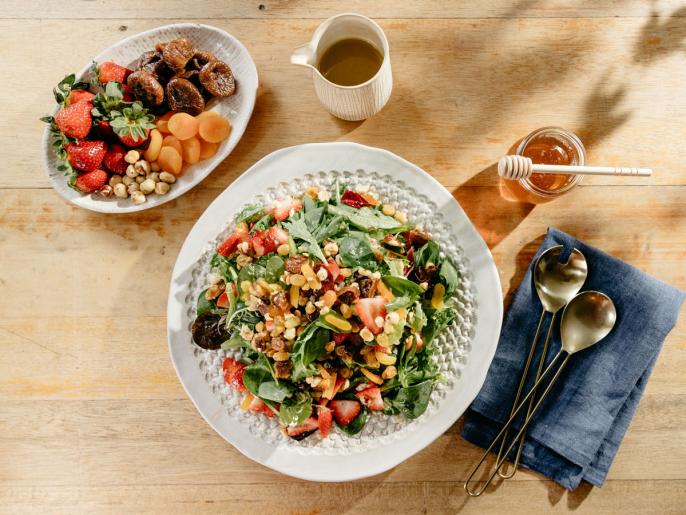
[632,5,686,65]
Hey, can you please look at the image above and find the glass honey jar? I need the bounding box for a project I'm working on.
[503,127,586,204]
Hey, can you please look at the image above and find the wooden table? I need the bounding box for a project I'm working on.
[2,2,685,513]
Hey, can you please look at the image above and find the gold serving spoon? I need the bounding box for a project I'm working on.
[464,291,617,497]
[496,245,587,478]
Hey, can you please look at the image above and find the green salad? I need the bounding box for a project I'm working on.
[191,182,459,440]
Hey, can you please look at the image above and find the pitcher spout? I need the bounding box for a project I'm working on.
[291,43,316,68]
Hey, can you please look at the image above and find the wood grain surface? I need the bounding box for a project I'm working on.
[2,1,685,514]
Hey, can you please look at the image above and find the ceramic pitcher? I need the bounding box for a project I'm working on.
[291,13,393,121]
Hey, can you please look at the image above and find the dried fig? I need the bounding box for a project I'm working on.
[199,60,236,97]
[166,77,205,115]
[162,38,195,71]
[135,50,159,70]
[127,70,164,106]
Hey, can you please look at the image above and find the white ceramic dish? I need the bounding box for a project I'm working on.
[41,23,258,213]
[167,142,502,481]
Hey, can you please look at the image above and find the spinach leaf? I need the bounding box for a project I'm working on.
[439,258,459,296]
[337,406,368,435]
[422,300,457,344]
[384,256,406,277]
[414,240,439,268]
[196,289,214,316]
[242,354,274,398]
[258,380,294,403]
[283,218,327,263]
[338,234,376,269]
[211,253,238,283]
[234,204,264,224]
[279,392,313,426]
[382,275,424,297]
[328,204,401,230]
[237,262,266,290]
[265,255,285,283]
[221,333,249,350]
[388,380,434,419]
[386,295,415,311]
[291,323,331,381]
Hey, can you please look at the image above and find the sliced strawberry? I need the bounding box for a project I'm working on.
[98,61,133,85]
[272,197,303,222]
[216,224,249,256]
[330,399,361,426]
[356,386,384,411]
[65,140,106,172]
[74,169,108,193]
[248,396,275,417]
[102,143,128,174]
[67,89,95,106]
[286,416,319,440]
[216,292,229,308]
[263,226,288,253]
[325,257,343,283]
[54,101,92,139]
[341,190,372,209]
[222,357,246,392]
[355,297,387,335]
[317,400,333,438]
[250,232,266,257]
[333,332,349,344]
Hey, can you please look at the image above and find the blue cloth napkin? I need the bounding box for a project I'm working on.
[461,227,685,490]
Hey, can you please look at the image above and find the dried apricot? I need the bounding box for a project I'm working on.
[144,129,163,162]
[199,139,219,159]
[198,115,231,143]
[168,112,199,140]
[157,146,183,175]
[156,112,174,134]
[161,135,183,155]
[181,137,201,165]
[195,110,221,124]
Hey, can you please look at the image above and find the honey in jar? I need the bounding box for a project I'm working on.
[502,127,586,204]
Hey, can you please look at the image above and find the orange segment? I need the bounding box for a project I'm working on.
[199,139,219,159]
[161,135,183,156]
[144,129,163,162]
[157,146,183,175]
[198,115,231,143]
[181,137,201,165]
[168,112,199,141]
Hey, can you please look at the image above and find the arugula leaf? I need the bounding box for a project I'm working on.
[338,234,377,269]
[410,301,427,333]
[250,214,272,234]
[283,218,327,263]
[384,256,406,277]
[302,194,325,231]
[439,259,459,296]
[328,204,401,231]
[386,380,434,419]
[196,289,215,316]
[414,240,439,268]
[211,254,238,284]
[265,255,285,283]
[313,215,347,243]
[279,392,312,426]
[422,300,457,344]
[234,204,264,224]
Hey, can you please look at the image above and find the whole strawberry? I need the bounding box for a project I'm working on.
[65,140,106,172]
[67,89,95,106]
[110,102,155,147]
[102,143,128,174]
[74,169,109,193]
[98,61,132,85]
[54,101,92,139]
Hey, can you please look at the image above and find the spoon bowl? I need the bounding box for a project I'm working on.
[561,291,617,354]
[534,245,588,313]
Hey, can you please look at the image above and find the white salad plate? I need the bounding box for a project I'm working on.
[41,23,258,213]
[167,142,502,481]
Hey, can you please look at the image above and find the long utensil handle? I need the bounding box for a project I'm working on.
[532,164,652,177]
[503,312,557,478]
[464,350,567,496]
[495,308,547,475]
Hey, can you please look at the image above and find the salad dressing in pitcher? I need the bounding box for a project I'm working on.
[317,38,383,86]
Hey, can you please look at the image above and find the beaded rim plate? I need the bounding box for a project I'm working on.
[41,23,258,213]
[167,142,502,481]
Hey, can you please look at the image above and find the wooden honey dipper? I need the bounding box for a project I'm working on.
[498,155,653,180]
